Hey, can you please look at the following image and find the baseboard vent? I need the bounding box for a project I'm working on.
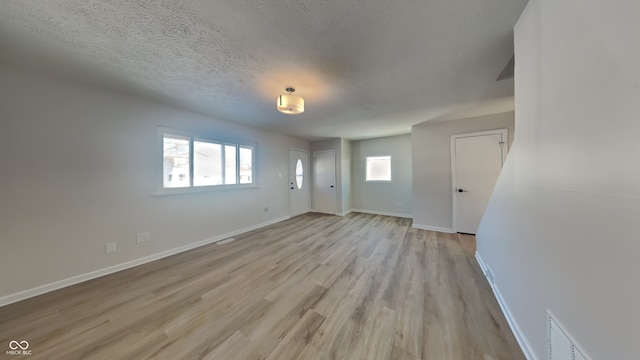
[548,311,591,360]
[485,266,495,285]
[216,238,236,245]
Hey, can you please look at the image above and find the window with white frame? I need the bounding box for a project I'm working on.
[162,131,254,190]
[365,156,391,182]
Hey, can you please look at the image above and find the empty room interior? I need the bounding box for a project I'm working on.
[1,1,638,359]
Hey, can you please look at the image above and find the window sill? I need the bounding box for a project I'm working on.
[153,184,260,196]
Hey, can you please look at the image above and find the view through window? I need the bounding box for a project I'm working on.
[163,132,254,189]
[365,156,391,182]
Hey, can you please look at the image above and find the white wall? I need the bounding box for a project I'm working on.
[340,138,352,214]
[477,1,640,359]
[0,64,309,302]
[411,112,514,231]
[351,134,412,217]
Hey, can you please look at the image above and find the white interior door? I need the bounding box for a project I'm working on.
[289,149,310,217]
[314,150,337,215]
[452,129,508,234]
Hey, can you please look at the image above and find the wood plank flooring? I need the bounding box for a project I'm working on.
[0,213,524,360]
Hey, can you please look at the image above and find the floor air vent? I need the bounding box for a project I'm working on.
[216,238,236,245]
[548,311,590,360]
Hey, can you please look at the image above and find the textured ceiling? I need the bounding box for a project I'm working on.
[0,0,527,140]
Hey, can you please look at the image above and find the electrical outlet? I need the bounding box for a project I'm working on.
[136,232,150,243]
[105,242,117,254]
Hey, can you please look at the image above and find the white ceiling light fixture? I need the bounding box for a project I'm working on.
[276,87,304,115]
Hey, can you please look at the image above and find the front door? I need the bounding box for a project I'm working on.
[289,149,310,217]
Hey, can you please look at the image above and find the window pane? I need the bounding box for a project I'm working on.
[366,156,391,181]
[225,145,237,185]
[295,158,303,189]
[239,146,253,184]
[163,135,190,188]
[194,141,222,186]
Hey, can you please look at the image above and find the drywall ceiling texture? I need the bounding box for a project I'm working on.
[0,0,527,140]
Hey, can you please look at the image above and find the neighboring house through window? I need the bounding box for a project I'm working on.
[366,156,391,182]
[162,129,255,191]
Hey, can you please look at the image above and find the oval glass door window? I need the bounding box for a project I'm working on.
[295,158,304,189]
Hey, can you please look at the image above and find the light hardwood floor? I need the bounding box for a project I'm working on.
[0,213,524,360]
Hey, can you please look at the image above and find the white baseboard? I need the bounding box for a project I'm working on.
[412,223,455,233]
[337,209,353,216]
[474,251,487,276]
[350,209,412,219]
[0,216,290,307]
[475,251,538,360]
[312,208,353,217]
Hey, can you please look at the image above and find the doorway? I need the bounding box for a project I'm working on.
[451,129,508,234]
[314,150,337,215]
[289,149,310,217]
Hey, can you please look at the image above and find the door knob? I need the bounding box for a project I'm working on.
[457,188,467,193]
[330,185,334,188]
